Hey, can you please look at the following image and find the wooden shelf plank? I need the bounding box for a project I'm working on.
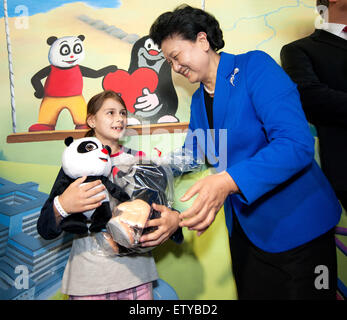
[6,122,189,143]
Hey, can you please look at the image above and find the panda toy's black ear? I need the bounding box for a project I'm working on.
[64,136,74,146]
[78,35,85,41]
[47,36,58,46]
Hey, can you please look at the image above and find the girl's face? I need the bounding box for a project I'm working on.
[161,33,210,84]
[87,98,127,148]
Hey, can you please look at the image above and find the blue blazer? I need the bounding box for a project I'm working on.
[184,51,341,253]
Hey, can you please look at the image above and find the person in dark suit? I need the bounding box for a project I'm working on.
[281,0,347,211]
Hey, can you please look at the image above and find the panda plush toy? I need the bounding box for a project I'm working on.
[55,136,130,234]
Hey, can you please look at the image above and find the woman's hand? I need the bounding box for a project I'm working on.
[139,203,180,247]
[58,176,106,214]
[179,171,239,235]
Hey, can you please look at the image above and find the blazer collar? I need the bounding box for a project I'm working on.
[198,52,236,92]
[196,52,237,160]
[311,29,347,52]
[217,52,236,80]
[213,52,236,130]
[198,52,237,130]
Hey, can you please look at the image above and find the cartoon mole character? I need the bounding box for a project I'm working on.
[29,35,117,132]
[103,36,179,125]
[128,36,179,125]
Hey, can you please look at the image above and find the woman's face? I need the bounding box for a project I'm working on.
[161,33,210,84]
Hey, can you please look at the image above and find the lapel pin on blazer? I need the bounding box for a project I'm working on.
[230,68,239,86]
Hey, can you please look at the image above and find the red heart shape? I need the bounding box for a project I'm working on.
[103,68,158,113]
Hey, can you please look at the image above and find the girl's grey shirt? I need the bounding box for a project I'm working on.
[38,149,158,296]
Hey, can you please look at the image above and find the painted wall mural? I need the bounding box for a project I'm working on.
[103,35,179,125]
[29,34,116,132]
[0,0,346,301]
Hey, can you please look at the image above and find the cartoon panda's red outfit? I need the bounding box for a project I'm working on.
[30,35,117,132]
[37,65,87,129]
[45,65,83,96]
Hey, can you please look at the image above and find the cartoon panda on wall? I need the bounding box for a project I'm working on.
[29,35,117,132]
[128,36,179,124]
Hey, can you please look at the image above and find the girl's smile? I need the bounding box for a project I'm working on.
[87,98,127,153]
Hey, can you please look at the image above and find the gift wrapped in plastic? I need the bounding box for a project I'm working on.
[93,148,203,256]
[106,160,174,249]
[91,231,135,256]
[153,147,205,178]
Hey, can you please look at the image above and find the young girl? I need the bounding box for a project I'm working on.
[37,90,181,300]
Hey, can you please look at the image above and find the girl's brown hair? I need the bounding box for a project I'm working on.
[85,90,127,137]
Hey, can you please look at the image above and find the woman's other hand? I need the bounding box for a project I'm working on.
[179,171,239,235]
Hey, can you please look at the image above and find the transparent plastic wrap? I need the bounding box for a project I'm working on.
[91,231,134,257]
[153,147,205,178]
[93,159,174,255]
[107,199,155,248]
[92,148,203,256]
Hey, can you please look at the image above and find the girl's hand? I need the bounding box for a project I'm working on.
[179,172,239,235]
[139,203,180,247]
[58,176,106,214]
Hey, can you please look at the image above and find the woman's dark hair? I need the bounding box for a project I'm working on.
[85,90,126,137]
[149,4,224,51]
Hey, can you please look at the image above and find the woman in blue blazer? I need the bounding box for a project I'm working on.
[148,5,341,299]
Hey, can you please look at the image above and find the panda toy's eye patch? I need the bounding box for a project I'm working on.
[77,141,99,153]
